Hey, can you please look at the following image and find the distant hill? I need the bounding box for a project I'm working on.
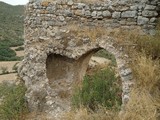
[0,2,24,41]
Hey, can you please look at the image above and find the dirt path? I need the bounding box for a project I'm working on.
[0,61,20,73]
[0,73,17,83]
[0,61,21,82]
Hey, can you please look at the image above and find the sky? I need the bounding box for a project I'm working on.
[0,0,28,5]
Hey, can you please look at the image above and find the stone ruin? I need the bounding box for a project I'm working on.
[19,0,159,118]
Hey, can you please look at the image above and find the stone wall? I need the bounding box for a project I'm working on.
[26,0,159,35]
[19,0,159,119]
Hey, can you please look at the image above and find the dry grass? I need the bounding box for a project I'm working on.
[0,73,17,82]
[121,89,159,120]
[131,53,160,91]
[62,107,119,120]
[66,24,106,42]
[121,53,160,120]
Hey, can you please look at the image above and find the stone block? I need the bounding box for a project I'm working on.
[121,11,137,18]
[142,10,158,17]
[112,12,121,19]
[144,5,157,10]
[150,17,157,23]
[97,11,102,17]
[137,16,149,25]
[84,10,91,16]
[67,0,73,6]
[102,10,111,17]
[91,11,97,17]
[74,10,82,16]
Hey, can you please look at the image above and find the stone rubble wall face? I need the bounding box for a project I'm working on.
[26,0,159,37]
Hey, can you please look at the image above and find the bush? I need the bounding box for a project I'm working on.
[0,47,21,61]
[0,39,24,61]
[0,39,24,47]
[0,47,16,57]
[0,82,28,120]
[72,68,122,111]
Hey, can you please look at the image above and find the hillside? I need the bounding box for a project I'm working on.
[0,2,24,41]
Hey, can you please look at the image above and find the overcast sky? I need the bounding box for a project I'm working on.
[0,0,28,5]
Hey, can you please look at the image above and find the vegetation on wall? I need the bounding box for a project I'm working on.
[133,28,160,60]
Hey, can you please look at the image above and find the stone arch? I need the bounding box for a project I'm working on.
[19,38,134,116]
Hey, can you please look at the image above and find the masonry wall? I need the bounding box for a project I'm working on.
[26,0,159,36]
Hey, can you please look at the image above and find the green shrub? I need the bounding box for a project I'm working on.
[0,39,24,47]
[0,47,22,61]
[0,47,16,57]
[0,82,28,120]
[72,68,122,111]
[0,39,24,61]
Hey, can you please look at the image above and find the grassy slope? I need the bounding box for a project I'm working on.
[0,2,24,41]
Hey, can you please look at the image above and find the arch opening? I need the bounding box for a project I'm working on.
[45,48,122,110]
[46,49,100,98]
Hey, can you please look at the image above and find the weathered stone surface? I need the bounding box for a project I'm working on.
[142,10,158,17]
[150,17,157,23]
[144,5,157,10]
[67,0,73,6]
[130,5,138,10]
[91,11,97,17]
[75,10,82,16]
[137,16,149,25]
[102,10,111,17]
[121,11,137,18]
[112,12,121,19]
[84,10,91,16]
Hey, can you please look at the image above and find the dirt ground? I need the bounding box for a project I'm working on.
[0,61,21,73]
[0,73,17,83]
